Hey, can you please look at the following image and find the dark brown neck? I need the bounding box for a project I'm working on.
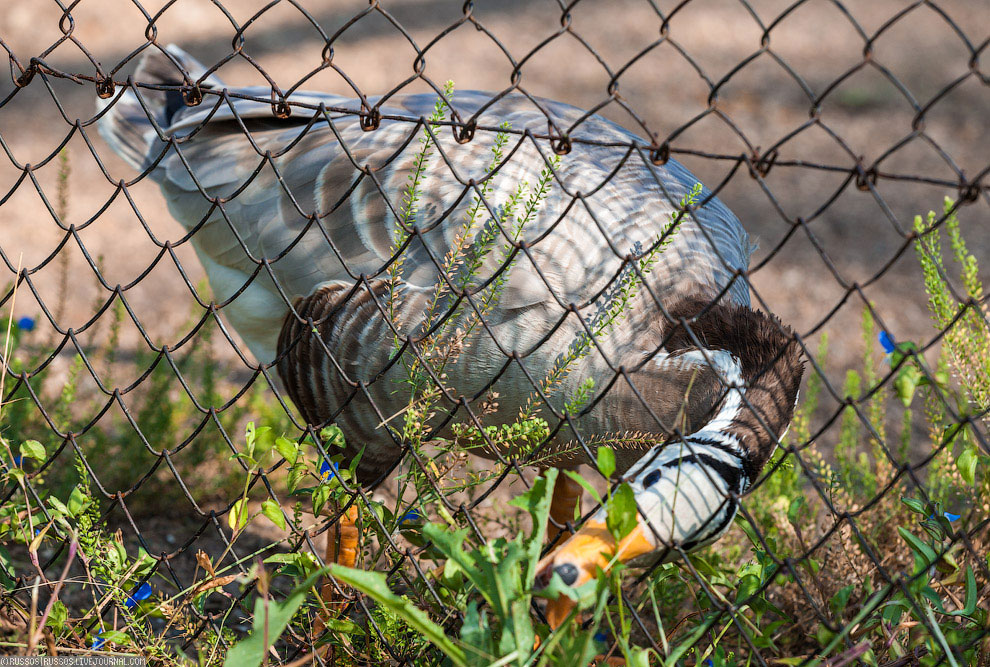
[660,294,805,482]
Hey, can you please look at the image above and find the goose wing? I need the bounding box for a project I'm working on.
[100,49,752,369]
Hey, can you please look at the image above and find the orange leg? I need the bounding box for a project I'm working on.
[544,470,584,629]
[327,504,360,570]
[547,470,583,547]
[314,503,359,641]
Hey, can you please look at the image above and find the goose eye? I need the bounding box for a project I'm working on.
[642,469,661,487]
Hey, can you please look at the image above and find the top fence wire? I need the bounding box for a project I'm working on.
[0,0,988,665]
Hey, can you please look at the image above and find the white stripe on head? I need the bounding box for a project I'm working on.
[593,439,741,552]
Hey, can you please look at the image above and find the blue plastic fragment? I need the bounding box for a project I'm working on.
[124,581,153,609]
[16,316,35,332]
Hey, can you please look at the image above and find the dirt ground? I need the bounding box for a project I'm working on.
[0,0,987,635]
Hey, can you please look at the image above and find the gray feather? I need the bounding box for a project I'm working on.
[98,46,755,457]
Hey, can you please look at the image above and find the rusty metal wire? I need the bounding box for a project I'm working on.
[0,0,987,664]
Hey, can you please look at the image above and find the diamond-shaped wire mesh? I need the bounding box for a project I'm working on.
[0,0,987,664]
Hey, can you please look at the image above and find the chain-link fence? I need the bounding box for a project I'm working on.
[0,0,987,664]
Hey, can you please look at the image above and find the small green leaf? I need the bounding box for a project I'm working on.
[264,553,297,564]
[252,426,275,459]
[274,437,298,466]
[606,482,637,542]
[229,452,256,467]
[312,485,330,516]
[19,440,45,462]
[596,447,616,479]
[956,447,977,486]
[735,573,761,604]
[625,646,651,667]
[45,600,68,632]
[898,527,936,569]
[0,546,15,591]
[111,540,127,572]
[830,584,855,616]
[459,601,493,661]
[920,585,946,613]
[323,616,363,636]
[815,625,837,650]
[67,485,88,517]
[900,497,926,515]
[244,421,257,458]
[134,548,156,579]
[228,498,249,532]
[881,596,907,625]
[261,499,286,530]
[99,630,132,646]
[287,464,304,493]
[264,552,319,578]
[321,425,346,449]
[943,566,978,618]
[889,341,918,368]
[894,363,920,407]
[961,565,977,616]
[48,496,70,518]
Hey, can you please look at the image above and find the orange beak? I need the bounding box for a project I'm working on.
[535,519,656,628]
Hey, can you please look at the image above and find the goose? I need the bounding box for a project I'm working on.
[98,46,803,629]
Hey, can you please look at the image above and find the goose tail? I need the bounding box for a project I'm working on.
[97,45,223,172]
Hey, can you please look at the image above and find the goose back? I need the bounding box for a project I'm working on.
[100,59,756,479]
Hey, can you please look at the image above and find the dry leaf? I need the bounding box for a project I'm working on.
[191,574,239,597]
[195,550,216,578]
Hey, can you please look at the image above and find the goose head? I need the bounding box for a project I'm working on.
[534,296,804,604]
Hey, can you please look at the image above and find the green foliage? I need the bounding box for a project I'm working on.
[331,469,635,666]
[914,197,990,420]
[451,416,550,457]
[605,482,637,542]
[913,196,989,500]
[331,564,468,664]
